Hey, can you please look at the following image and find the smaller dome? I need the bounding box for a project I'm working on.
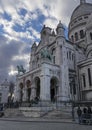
[57,21,64,29]
[86,13,92,30]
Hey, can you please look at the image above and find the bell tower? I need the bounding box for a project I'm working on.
[80,0,86,4]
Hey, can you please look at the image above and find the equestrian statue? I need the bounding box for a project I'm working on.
[41,47,52,61]
[17,65,26,75]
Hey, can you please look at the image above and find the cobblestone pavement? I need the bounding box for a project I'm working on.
[0,120,92,130]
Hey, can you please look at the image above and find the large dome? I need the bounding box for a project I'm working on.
[71,3,92,21]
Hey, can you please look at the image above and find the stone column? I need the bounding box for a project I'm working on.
[56,45,61,65]
[30,83,36,100]
[23,88,26,101]
[40,75,50,101]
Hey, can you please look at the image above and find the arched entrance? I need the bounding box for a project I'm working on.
[19,83,24,102]
[26,80,31,102]
[35,77,40,100]
[50,77,58,102]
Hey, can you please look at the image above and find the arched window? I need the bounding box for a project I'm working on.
[75,32,78,41]
[71,35,74,42]
[80,30,85,39]
[90,32,92,40]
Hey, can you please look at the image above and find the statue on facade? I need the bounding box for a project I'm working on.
[17,65,26,75]
[41,48,52,61]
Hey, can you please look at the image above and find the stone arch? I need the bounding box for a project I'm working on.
[19,83,24,102]
[26,80,31,102]
[34,77,40,100]
[50,77,59,102]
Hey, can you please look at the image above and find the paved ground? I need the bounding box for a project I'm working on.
[0,120,92,130]
[0,117,73,123]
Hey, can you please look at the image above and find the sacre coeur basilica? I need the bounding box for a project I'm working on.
[16,0,92,107]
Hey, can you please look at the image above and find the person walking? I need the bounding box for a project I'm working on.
[77,106,82,124]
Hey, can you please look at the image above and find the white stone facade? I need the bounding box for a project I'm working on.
[68,0,92,101]
[16,0,92,103]
[16,22,76,103]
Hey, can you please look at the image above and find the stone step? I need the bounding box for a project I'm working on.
[4,108,24,117]
[43,109,72,119]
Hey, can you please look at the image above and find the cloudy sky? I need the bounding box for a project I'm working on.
[0,0,92,82]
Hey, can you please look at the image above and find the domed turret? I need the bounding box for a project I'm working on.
[56,21,65,37]
[68,0,92,45]
[41,25,51,44]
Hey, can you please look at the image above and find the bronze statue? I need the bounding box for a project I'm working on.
[17,65,26,74]
[41,48,52,61]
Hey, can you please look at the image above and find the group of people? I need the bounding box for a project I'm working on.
[77,106,92,124]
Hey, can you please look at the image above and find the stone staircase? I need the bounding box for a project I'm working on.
[3,102,73,119]
[4,108,24,118]
[43,106,72,119]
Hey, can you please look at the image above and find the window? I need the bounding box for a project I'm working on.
[78,17,82,21]
[88,68,92,86]
[69,51,71,60]
[90,32,92,40]
[84,16,88,19]
[82,75,86,88]
[80,30,85,39]
[75,32,78,41]
[71,35,74,42]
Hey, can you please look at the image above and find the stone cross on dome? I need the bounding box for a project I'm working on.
[80,0,86,4]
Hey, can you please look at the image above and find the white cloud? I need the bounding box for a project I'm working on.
[12,54,30,61]
[1,0,91,43]
[43,18,58,29]
[8,65,17,76]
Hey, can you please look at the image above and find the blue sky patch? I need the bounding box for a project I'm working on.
[13,23,25,32]
[2,11,12,21]
[18,8,27,16]
[0,24,5,34]
[31,14,46,32]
